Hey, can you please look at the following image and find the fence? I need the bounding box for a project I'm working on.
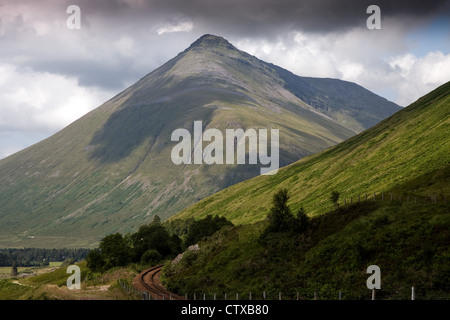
[178,287,450,300]
[339,192,447,206]
[118,279,142,299]
[123,285,450,301]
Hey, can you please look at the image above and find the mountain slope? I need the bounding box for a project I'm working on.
[163,82,450,300]
[173,81,450,224]
[271,66,401,133]
[0,35,400,248]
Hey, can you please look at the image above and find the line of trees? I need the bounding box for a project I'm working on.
[87,214,233,273]
[88,188,341,272]
[0,248,90,267]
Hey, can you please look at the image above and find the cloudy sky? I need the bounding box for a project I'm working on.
[1,0,449,159]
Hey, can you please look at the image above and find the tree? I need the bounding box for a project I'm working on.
[11,261,18,277]
[330,191,341,209]
[184,215,233,248]
[131,223,172,262]
[86,249,105,272]
[99,233,130,269]
[152,215,161,224]
[266,188,294,233]
[140,249,162,266]
[262,189,310,238]
[294,207,309,233]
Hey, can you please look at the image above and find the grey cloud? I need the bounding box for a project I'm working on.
[73,0,450,36]
[1,0,448,92]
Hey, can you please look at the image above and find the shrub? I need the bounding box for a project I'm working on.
[140,249,162,266]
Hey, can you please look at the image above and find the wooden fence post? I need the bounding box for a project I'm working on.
[412,287,415,300]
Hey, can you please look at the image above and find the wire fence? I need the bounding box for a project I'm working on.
[121,282,450,301]
[338,192,447,206]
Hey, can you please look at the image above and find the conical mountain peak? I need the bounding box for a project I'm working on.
[0,33,401,248]
[187,34,236,51]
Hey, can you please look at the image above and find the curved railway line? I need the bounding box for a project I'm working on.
[134,264,184,300]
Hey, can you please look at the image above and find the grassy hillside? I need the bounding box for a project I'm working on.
[173,81,450,224]
[161,82,449,299]
[0,261,138,300]
[163,199,450,300]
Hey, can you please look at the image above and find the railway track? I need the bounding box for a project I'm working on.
[136,264,184,300]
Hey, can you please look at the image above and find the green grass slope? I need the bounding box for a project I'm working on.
[163,199,450,299]
[173,81,450,224]
[163,83,450,299]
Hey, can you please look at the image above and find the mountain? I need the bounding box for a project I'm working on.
[0,35,400,248]
[271,66,401,133]
[173,80,450,224]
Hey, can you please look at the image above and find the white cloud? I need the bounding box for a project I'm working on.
[156,18,194,35]
[0,63,112,131]
[386,51,450,105]
[0,63,114,158]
